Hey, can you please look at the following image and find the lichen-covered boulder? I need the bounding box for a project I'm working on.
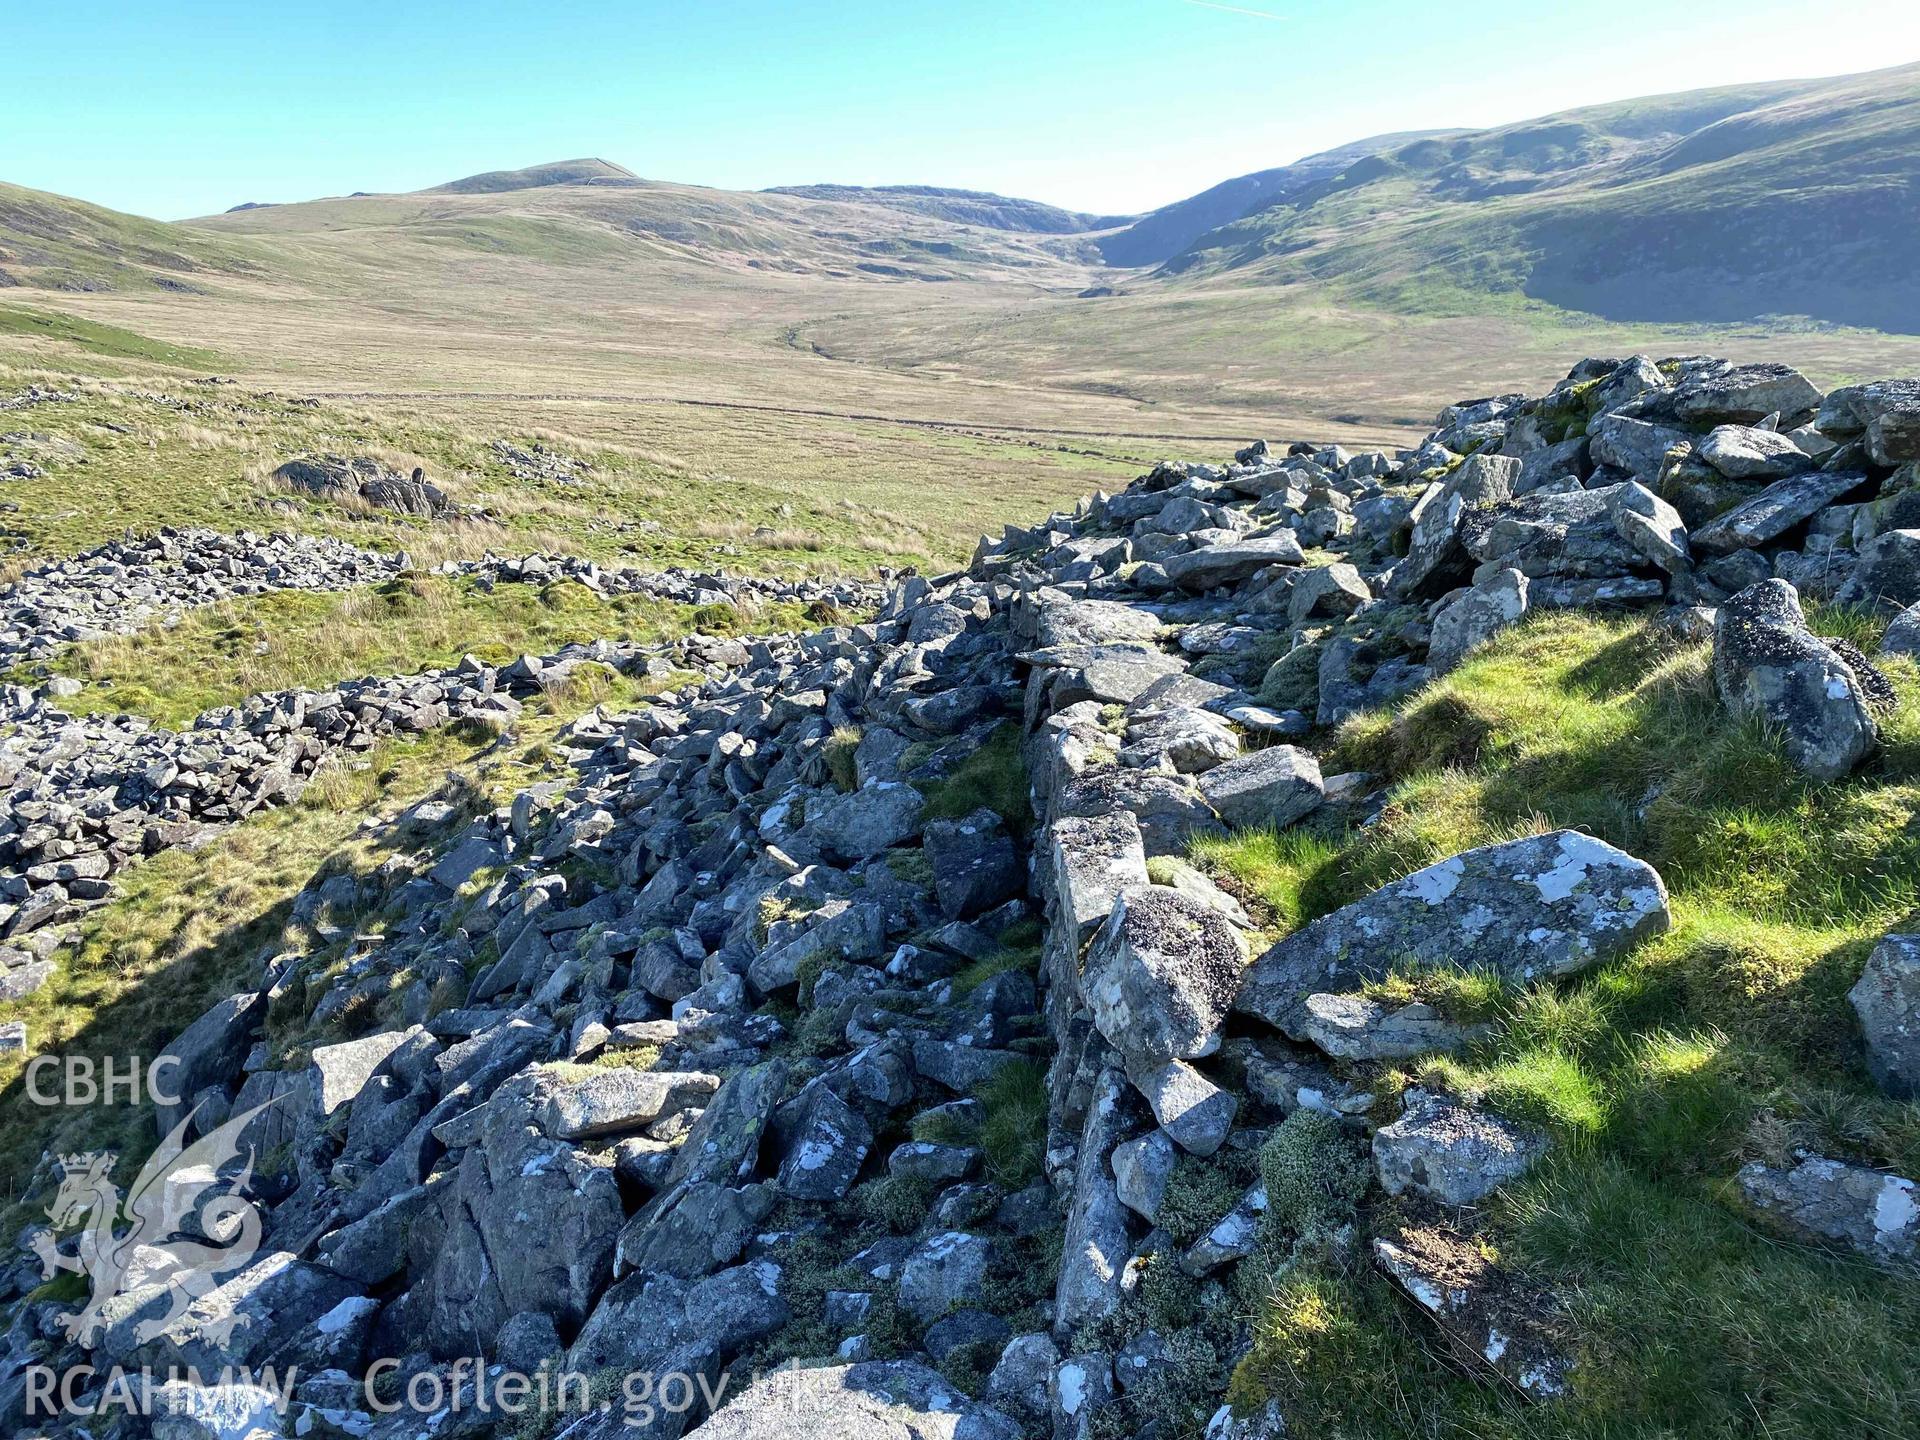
[1697,424,1814,480]
[1817,377,1920,466]
[1738,1155,1919,1266]
[1850,934,1920,1098]
[1373,1091,1546,1205]
[1428,568,1529,674]
[1195,744,1323,830]
[1163,533,1306,591]
[1712,579,1878,781]
[1398,452,1519,593]
[924,807,1022,920]
[1691,470,1869,555]
[1237,830,1670,1036]
[1834,529,1920,615]
[1083,885,1249,1068]
[1300,993,1489,1061]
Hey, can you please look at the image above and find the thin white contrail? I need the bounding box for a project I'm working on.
[1178,0,1286,19]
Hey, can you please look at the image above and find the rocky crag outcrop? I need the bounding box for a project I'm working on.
[4,354,1920,1440]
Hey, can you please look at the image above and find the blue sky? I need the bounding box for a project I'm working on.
[6,0,1917,220]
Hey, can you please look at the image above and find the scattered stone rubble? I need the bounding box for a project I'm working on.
[0,525,876,669]
[0,386,80,414]
[4,352,1920,1438]
[492,438,592,486]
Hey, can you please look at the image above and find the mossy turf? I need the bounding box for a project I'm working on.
[1193,612,1920,1438]
[33,573,807,728]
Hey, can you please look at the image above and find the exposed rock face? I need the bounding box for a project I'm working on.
[1237,830,1671,1036]
[274,454,458,519]
[1712,579,1879,780]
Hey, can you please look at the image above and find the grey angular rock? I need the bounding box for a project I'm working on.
[1163,533,1305,591]
[1083,884,1249,1068]
[1181,1182,1268,1274]
[619,1181,777,1278]
[1589,414,1689,481]
[1712,579,1878,781]
[1834,528,1920,614]
[1818,377,1920,466]
[924,808,1022,920]
[1239,830,1670,1036]
[1196,744,1323,830]
[1299,993,1489,1061]
[1054,1066,1139,1336]
[1738,1155,1919,1266]
[987,1332,1061,1422]
[1883,602,1920,657]
[898,1231,996,1321]
[1373,1234,1573,1397]
[1691,470,1869,555]
[537,1067,722,1140]
[1849,934,1920,1099]
[807,781,925,862]
[1398,453,1518,593]
[1429,568,1529,674]
[1048,812,1149,942]
[1373,1091,1547,1205]
[1129,1057,1237,1156]
[1697,425,1813,480]
[1110,1129,1179,1223]
[775,1085,873,1201]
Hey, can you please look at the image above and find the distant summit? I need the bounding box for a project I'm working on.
[427,158,641,195]
[766,183,1131,235]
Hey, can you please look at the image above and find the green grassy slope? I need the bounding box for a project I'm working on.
[0,179,262,293]
[1162,62,1920,331]
[1196,611,1920,1437]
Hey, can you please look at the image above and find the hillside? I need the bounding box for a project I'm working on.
[765,183,1130,234]
[0,180,261,293]
[4,350,1920,1440]
[1095,131,1459,267]
[1155,62,1920,330]
[189,166,1105,282]
[428,156,642,193]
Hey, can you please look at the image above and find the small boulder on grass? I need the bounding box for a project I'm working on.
[1849,934,1920,1099]
[1712,578,1880,781]
[1237,829,1670,1037]
[1737,1154,1920,1267]
[1372,1090,1547,1206]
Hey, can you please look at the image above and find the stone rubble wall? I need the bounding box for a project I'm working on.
[3,354,1920,1440]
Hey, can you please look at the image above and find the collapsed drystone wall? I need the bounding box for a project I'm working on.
[0,535,878,1003]
[3,355,1920,1440]
[0,526,872,668]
